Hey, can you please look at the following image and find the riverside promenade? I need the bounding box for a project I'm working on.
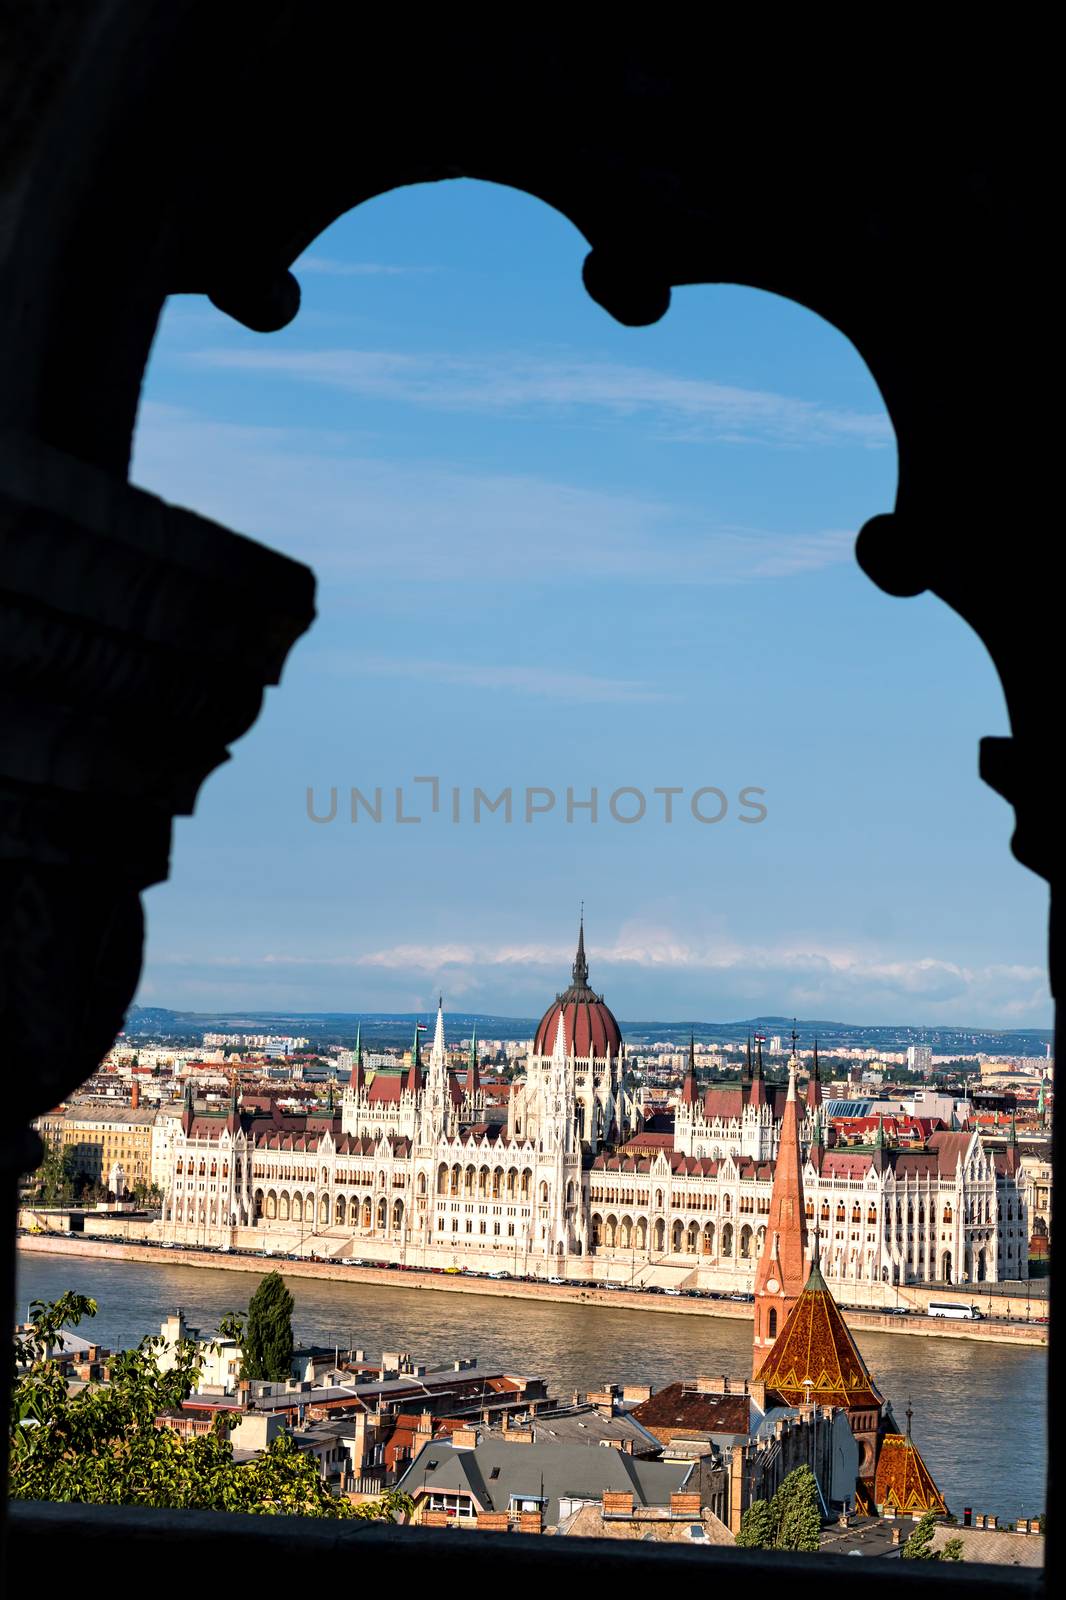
[16,1234,1047,1348]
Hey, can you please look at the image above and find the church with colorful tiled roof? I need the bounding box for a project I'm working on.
[752,1055,946,1513]
[159,920,1028,1303]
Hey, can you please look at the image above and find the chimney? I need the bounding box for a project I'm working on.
[130,1079,140,1110]
[891,1527,902,1546]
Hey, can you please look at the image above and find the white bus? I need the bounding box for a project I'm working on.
[927,1301,982,1320]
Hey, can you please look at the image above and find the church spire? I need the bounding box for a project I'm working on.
[810,1106,825,1173]
[806,1037,822,1110]
[682,1034,698,1105]
[350,1022,364,1092]
[741,1036,753,1089]
[572,911,589,988]
[406,1022,423,1094]
[749,1033,767,1107]
[752,1052,808,1375]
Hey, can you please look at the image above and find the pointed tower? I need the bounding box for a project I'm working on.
[180,1080,195,1136]
[806,1038,822,1110]
[809,1107,825,1174]
[741,1036,753,1091]
[349,1022,364,1093]
[573,912,589,986]
[405,1023,423,1095]
[748,1035,766,1108]
[752,1051,808,1374]
[1003,1108,1020,1175]
[682,1034,698,1105]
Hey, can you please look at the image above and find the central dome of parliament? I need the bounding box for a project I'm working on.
[532,921,623,1058]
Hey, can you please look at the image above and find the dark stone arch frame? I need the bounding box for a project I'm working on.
[0,7,1054,1587]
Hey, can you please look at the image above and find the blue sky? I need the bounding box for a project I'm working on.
[130,180,1050,1028]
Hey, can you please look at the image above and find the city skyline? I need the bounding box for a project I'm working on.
[131,180,1049,1028]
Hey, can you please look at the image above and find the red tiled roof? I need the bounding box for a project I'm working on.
[629,1382,751,1441]
[759,1260,882,1411]
[874,1433,947,1515]
[366,1074,404,1103]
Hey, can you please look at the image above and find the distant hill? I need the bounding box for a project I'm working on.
[121,1005,1051,1057]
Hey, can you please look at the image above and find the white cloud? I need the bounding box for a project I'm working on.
[142,936,1050,1028]
[131,402,857,587]
[311,652,673,705]
[180,346,892,449]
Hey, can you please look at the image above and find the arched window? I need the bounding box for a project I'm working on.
[768,1308,778,1339]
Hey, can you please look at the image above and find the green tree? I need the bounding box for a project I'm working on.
[771,1466,822,1552]
[902,1509,958,1560]
[735,1497,778,1548]
[10,1293,410,1520]
[734,1467,822,1553]
[242,1273,294,1382]
[32,1139,78,1205]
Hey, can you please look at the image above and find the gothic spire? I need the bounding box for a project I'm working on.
[752,1050,808,1375]
[406,1022,422,1094]
[181,1078,195,1135]
[430,997,446,1067]
[806,1037,822,1110]
[741,1036,753,1088]
[572,911,589,988]
[552,1008,568,1062]
[682,1034,698,1105]
[350,1022,364,1092]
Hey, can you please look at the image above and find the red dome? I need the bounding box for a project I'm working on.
[533,922,623,1058]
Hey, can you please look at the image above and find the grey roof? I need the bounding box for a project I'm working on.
[56,1106,158,1126]
[397,1437,694,1527]
[527,1408,662,1455]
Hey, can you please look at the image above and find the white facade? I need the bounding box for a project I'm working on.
[159,1003,1029,1293]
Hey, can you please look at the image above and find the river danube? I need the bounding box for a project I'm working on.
[18,1253,1047,1522]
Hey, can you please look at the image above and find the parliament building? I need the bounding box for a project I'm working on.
[161,924,1029,1298]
